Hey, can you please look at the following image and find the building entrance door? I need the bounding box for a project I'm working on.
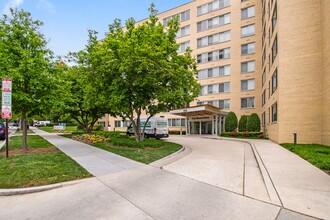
[190,122,200,134]
[201,121,212,134]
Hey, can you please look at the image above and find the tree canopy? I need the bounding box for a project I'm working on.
[94,5,200,141]
[0,8,60,149]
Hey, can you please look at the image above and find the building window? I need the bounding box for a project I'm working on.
[197,13,231,32]
[163,10,190,26]
[197,30,231,48]
[115,120,121,128]
[272,102,277,122]
[272,69,278,93]
[98,122,106,127]
[241,6,255,20]
[219,99,230,109]
[262,47,266,66]
[241,42,255,55]
[241,79,255,91]
[262,90,266,106]
[272,3,277,33]
[197,0,231,16]
[180,10,190,21]
[272,36,278,63]
[262,70,266,86]
[241,97,255,108]
[241,24,255,38]
[198,65,230,79]
[262,24,266,46]
[178,41,190,53]
[241,60,255,73]
[268,81,271,98]
[197,99,230,110]
[262,111,266,126]
[176,25,190,38]
[200,82,230,95]
[197,48,230,64]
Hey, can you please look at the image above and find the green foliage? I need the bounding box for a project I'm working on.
[0,9,61,149]
[246,113,261,132]
[238,115,249,132]
[225,111,238,132]
[112,138,165,148]
[281,144,330,171]
[221,132,264,139]
[0,152,92,188]
[92,4,200,141]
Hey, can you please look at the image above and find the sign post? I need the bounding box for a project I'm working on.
[2,78,12,158]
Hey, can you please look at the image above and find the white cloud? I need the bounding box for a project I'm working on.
[37,0,55,13]
[3,0,24,15]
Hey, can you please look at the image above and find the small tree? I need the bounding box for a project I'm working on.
[0,9,60,150]
[238,115,249,132]
[97,4,200,142]
[246,113,261,132]
[225,111,238,132]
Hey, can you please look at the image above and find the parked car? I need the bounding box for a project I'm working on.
[0,123,6,140]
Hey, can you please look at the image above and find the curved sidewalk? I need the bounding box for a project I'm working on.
[31,127,143,177]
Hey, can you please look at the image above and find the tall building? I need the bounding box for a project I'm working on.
[98,0,330,146]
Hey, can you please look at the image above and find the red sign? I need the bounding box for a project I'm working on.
[2,79,12,119]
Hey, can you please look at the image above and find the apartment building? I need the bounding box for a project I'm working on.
[99,0,330,145]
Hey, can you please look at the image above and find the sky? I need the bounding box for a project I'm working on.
[0,0,191,57]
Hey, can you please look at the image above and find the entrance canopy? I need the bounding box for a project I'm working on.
[170,105,228,135]
[169,104,226,117]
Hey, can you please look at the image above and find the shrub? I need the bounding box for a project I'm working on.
[242,131,250,137]
[221,132,264,139]
[238,115,249,132]
[169,130,186,135]
[246,113,261,132]
[229,131,239,137]
[93,124,104,131]
[225,111,238,132]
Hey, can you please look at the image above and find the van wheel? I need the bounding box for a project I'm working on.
[156,138,160,140]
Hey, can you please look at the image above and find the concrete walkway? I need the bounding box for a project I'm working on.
[31,127,143,176]
[163,136,330,220]
[1,131,328,219]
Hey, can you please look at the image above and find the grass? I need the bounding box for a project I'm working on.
[38,126,81,133]
[0,135,92,188]
[4,135,54,151]
[281,143,330,173]
[92,141,182,164]
[63,132,182,164]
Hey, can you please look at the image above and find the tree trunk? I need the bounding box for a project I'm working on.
[22,110,28,150]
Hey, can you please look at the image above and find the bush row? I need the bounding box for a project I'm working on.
[225,112,261,132]
[221,131,264,138]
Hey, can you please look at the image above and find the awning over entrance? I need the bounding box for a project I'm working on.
[169,105,228,135]
[169,104,225,117]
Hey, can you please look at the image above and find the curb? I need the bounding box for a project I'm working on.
[0,179,87,196]
[150,144,192,168]
[203,136,282,206]
[0,183,62,196]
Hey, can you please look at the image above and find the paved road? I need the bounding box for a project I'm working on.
[1,133,329,219]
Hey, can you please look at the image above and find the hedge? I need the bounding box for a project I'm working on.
[225,111,238,132]
[246,113,261,132]
[221,131,264,139]
[238,115,249,132]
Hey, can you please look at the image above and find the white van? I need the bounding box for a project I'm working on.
[126,117,169,139]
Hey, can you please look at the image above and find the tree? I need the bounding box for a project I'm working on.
[63,31,110,133]
[246,113,261,132]
[225,111,238,132]
[238,115,249,132]
[96,4,200,141]
[0,9,60,150]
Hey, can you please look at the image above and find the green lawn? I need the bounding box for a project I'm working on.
[5,135,54,150]
[0,135,92,188]
[281,143,330,173]
[63,133,182,164]
[38,126,81,133]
